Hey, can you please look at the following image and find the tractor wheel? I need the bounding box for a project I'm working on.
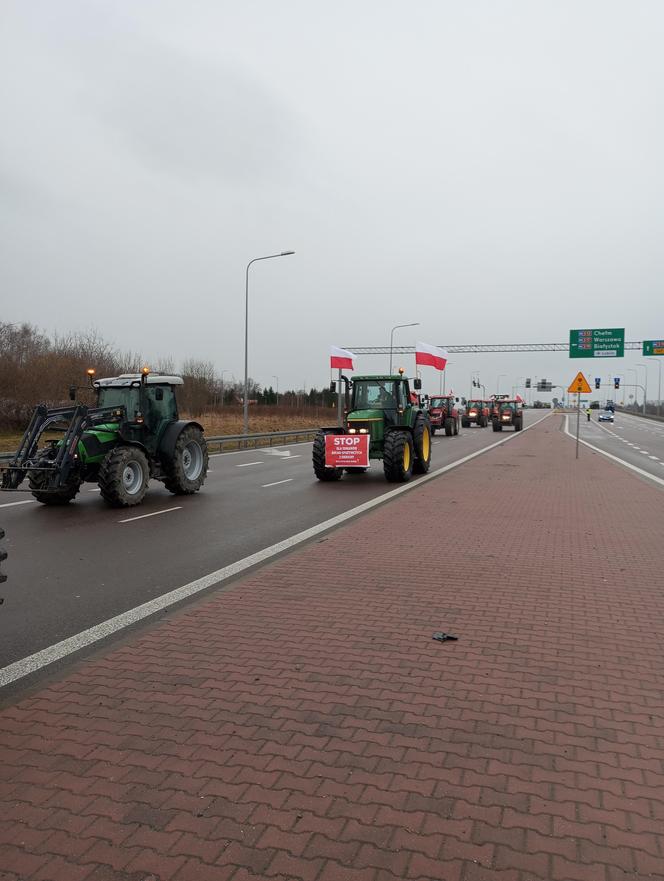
[164,426,209,494]
[412,417,432,474]
[461,417,470,428]
[492,419,502,432]
[313,431,342,481]
[514,417,523,432]
[28,454,81,505]
[454,419,460,435]
[383,431,414,482]
[444,418,454,437]
[98,446,150,507]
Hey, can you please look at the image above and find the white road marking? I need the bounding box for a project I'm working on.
[261,479,294,488]
[0,412,551,690]
[432,441,441,445]
[649,456,659,460]
[0,499,35,509]
[639,451,650,455]
[235,462,263,467]
[286,455,301,459]
[88,488,101,493]
[118,507,182,524]
[209,440,314,458]
[259,448,293,458]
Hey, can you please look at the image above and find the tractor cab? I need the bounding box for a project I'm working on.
[93,374,182,453]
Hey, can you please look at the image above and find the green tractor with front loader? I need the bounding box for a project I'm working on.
[313,370,432,482]
[0,369,208,508]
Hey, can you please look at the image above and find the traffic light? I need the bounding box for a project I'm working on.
[595,377,601,390]
[614,377,620,390]
[525,378,531,389]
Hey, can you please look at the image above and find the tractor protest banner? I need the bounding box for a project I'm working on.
[325,434,369,468]
[415,341,448,371]
[330,346,355,371]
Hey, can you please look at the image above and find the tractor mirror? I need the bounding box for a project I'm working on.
[155,388,164,401]
[69,386,76,401]
[413,378,422,390]
[330,381,336,393]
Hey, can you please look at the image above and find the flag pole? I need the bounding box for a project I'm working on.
[337,368,343,426]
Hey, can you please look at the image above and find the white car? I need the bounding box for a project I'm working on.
[598,411,614,422]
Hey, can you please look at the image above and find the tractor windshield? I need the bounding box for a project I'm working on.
[429,397,448,408]
[97,387,141,418]
[468,400,483,409]
[352,380,397,410]
[500,402,516,412]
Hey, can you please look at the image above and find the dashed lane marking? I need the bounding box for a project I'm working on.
[261,479,294,488]
[235,462,264,467]
[118,507,182,524]
[0,413,551,689]
[0,499,35,509]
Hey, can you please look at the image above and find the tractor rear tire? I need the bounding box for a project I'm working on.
[454,419,460,435]
[383,431,414,482]
[444,418,454,436]
[98,446,150,507]
[461,417,470,428]
[514,417,523,432]
[313,431,342,481]
[492,419,502,432]
[412,417,432,474]
[28,454,81,505]
[164,426,209,494]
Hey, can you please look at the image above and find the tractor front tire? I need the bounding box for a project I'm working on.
[412,417,432,474]
[164,426,209,494]
[28,455,81,505]
[383,431,414,483]
[492,419,502,432]
[514,417,523,432]
[313,431,342,481]
[98,446,150,507]
[461,417,470,428]
[444,418,454,437]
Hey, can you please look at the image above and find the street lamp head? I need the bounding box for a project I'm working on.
[280,251,295,256]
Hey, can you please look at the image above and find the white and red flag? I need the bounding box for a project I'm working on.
[330,346,355,371]
[415,341,448,371]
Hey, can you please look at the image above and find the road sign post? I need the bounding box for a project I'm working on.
[569,328,625,359]
[567,372,592,459]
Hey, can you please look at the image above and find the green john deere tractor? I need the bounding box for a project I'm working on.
[313,372,432,482]
[0,370,208,508]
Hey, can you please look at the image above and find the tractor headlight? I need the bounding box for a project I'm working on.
[359,428,369,434]
[349,428,357,434]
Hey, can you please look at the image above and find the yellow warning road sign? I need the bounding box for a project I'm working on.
[568,371,592,394]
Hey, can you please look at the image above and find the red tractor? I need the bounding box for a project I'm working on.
[461,399,490,428]
[426,395,460,436]
[492,399,524,431]
[488,394,509,421]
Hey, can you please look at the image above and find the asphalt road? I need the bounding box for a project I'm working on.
[0,414,546,676]
[573,410,664,482]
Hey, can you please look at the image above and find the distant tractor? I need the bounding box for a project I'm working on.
[0,370,208,507]
[462,399,489,428]
[427,395,460,436]
[492,399,524,432]
[313,371,431,483]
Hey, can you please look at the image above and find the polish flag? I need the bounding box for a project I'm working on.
[415,341,448,371]
[515,394,525,403]
[330,346,355,371]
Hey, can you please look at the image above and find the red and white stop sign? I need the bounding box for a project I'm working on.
[325,434,370,468]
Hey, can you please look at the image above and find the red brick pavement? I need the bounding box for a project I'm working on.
[1,415,664,881]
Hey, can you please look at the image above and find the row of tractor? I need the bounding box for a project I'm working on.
[312,374,524,484]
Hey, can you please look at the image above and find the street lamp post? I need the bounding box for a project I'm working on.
[496,374,506,395]
[244,251,295,435]
[647,358,662,417]
[636,363,649,415]
[389,323,419,374]
[272,375,279,405]
[627,369,638,409]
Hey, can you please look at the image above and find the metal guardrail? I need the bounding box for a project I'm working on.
[0,427,321,461]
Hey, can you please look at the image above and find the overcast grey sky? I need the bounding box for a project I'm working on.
[1,1,663,400]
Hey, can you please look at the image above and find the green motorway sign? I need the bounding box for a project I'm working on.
[569,328,624,359]
[642,339,664,356]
